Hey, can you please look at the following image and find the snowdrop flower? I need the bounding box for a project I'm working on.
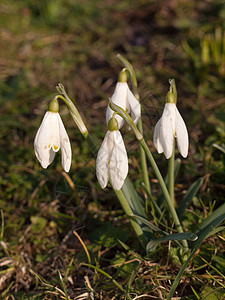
[34,99,72,172]
[96,117,128,190]
[106,69,141,129]
[153,91,189,159]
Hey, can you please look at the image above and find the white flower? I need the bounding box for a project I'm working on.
[96,130,128,190]
[153,103,189,159]
[106,82,141,129]
[34,111,72,172]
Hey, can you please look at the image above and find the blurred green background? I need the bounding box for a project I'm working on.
[0,0,225,298]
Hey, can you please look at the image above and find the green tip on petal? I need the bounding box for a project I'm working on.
[118,69,127,83]
[108,117,119,131]
[48,98,59,113]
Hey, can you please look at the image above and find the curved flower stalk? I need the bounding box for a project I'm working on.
[106,69,141,129]
[153,86,189,159]
[34,98,72,172]
[96,117,128,190]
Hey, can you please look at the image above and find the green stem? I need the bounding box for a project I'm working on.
[140,139,188,250]
[168,139,175,206]
[56,85,88,135]
[114,189,147,248]
[138,119,151,196]
[117,53,138,99]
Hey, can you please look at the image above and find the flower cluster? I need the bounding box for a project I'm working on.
[34,76,189,192]
[96,70,141,190]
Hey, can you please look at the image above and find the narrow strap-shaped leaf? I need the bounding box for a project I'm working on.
[146,232,198,253]
[190,202,225,250]
[130,215,194,250]
[153,232,198,242]
[122,178,154,241]
[167,203,225,299]
[130,214,167,235]
[177,177,203,219]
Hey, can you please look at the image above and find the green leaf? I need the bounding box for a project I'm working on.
[129,214,167,235]
[177,177,203,219]
[154,232,198,242]
[146,232,198,253]
[122,178,153,241]
[167,203,225,300]
[194,202,225,238]
[130,215,197,252]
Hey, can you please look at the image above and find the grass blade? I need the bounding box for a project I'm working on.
[82,263,124,292]
[58,270,70,300]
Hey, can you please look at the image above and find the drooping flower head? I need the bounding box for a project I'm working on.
[153,80,189,159]
[34,98,72,172]
[96,117,128,190]
[106,69,141,129]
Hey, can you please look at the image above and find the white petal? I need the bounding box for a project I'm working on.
[106,82,128,129]
[175,107,189,158]
[127,87,141,124]
[153,118,164,154]
[96,131,114,189]
[161,103,175,159]
[109,131,128,190]
[34,112,60,168]
[57,114,72,172]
